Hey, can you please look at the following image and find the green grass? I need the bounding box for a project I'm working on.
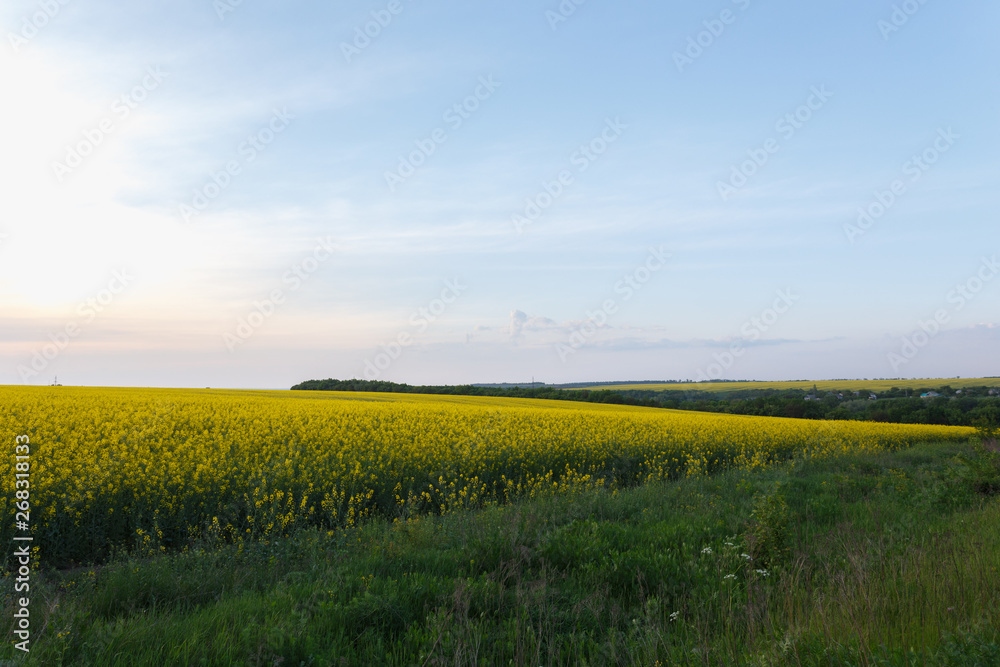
[3,440,999,665]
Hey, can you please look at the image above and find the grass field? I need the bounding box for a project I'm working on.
[573,377,1000,393]
[2,439,998,665]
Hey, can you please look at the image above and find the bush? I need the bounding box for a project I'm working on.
[742,484,789,568]
[973,407,999,445]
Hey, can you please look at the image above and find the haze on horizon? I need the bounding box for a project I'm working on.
[1,0,998,389]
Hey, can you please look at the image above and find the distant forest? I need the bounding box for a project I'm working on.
[292,378,1000,428]
[291,378,639,404]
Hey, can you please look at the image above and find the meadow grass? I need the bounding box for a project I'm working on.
[2,439,998,665]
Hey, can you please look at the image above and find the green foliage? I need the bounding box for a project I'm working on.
[291,377,639,406]
[954,441,1000,496]
[939,405,1000,497]
[743,484,789,568]
[972,404,1000,442]
[293,377,1000,428]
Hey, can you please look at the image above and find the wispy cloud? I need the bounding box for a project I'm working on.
[2,0,997,386]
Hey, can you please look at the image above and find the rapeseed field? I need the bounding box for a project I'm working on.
[0,386,974,566]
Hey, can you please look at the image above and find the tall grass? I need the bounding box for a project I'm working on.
[2,440,998,665]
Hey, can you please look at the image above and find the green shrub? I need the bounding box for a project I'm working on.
[742,484,789,568]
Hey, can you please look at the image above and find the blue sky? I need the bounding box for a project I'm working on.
[1,0,998,388]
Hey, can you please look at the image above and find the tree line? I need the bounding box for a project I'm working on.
[291,379,1000,428]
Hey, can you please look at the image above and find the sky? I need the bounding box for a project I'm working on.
[1,0,998,388]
